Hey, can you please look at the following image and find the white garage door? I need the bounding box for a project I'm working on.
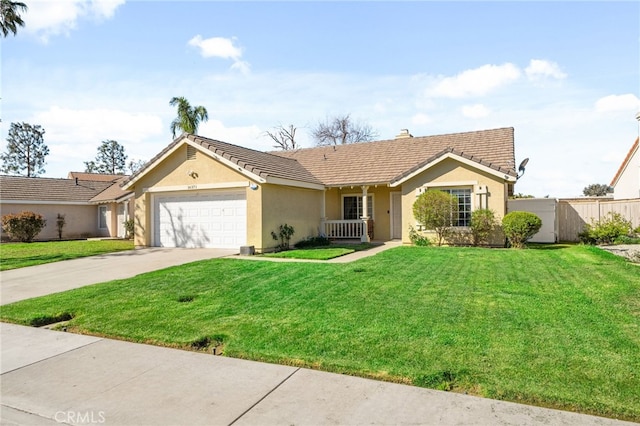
[154,191,246,249]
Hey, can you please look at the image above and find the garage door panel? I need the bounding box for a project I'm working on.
[154,191,247,249]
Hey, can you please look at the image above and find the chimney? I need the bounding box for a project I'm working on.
[395,129,413,139]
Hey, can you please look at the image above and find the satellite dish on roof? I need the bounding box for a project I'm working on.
[517,158,529,180]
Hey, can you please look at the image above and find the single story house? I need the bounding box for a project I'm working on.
[122,127,519,251]
[610,136,639,200]
[0,173,133,241]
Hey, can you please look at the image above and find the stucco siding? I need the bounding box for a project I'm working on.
[400,158,508,246]
[0,203,100,241]
[260,184,323,252]
[613,147,639,200]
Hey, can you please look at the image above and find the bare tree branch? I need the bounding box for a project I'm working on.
[265,124,298,150]
[312,114,378,146]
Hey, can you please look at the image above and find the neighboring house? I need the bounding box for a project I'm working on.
[122,127,519,251]
[0,173,133,241]
[610,137,639,200]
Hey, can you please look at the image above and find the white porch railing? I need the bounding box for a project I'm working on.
[322,219,369,241]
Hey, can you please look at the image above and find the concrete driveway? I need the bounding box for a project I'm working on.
[0,248,236,305]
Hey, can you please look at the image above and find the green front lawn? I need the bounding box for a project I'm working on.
[1,245,639,420]
[264,243,375,260]
[0,239,135,271]
[264,247,354,260]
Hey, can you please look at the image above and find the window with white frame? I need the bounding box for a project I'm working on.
[343,195,373,220]
[442,188,472,227]
[98,206,108,229]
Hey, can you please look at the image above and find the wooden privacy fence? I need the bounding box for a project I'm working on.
[557,199,640,242]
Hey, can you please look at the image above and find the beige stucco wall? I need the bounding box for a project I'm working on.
[0,203,100,241]
[1,201,132,241]
[260,184,323,252]
[400,158,509,246]
[324,186,392,241]
[101,199,134,239]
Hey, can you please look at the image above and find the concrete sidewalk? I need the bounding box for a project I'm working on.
[1,323,636,426]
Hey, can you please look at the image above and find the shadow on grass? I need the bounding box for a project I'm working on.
[526,243,575,250]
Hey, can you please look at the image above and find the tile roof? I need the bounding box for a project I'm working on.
[0,175,114,203]
[124,128,516,189]
[67,172,126,182]
[124,133,324,187]
[272,127,517,186]
[610,137,639,187]
[90,176,133,204]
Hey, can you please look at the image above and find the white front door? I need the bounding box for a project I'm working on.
[154,191,247,249]
[391,192,402,239]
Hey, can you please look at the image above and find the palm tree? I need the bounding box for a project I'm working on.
[169,97,209,138]
[1,0,28,38]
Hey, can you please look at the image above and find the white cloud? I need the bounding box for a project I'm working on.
[23,0,125,43]
[525,59,567,81]
[594,94,640,113]
[230,60,251,75]
[188,35,242,60]
[461,104,490,119]
[411,113,432,125]
[427,63,521,98]
[33,106,163,147]
[188,35,250,74]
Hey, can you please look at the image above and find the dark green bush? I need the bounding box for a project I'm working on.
[579,212,633,245]
[1,211,46,242]
[502,211,542,249]
[470,209,497,246]
[295,236,331,248]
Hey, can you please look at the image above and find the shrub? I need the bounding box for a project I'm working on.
[412,190,459,246]
[470,209,497,246]
[614,235,640,245]
[579,212,632,245]
[502,211,542,249]
[444,229,472,246]
[123,218,135,240]
[1,211,46,242]
[271,224,295,250]
[295,236,331,249]
[408,226,431,246]
[56,213,66,240]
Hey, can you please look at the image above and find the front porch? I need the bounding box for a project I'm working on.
[321,185,402,243]
[321,219,374,242]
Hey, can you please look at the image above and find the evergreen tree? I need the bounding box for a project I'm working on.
[84,140,128,174]
[0,122,49,177]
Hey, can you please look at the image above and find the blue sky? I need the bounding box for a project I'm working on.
[2,1,638,197]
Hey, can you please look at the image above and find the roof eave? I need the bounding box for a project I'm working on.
[265,176,324,190]
[610,137,639,187]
